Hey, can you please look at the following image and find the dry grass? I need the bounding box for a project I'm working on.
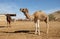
[0,21,60,39]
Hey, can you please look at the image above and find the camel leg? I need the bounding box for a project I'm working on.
[9,22,11,27]
[35,22,38,35]
[44,17,49,35]
[37,19,40,35]
[7,22,8,27]
[46,17,49,35]
[46,22,49,35]
[45,17,49,35]
[7,21,11,27]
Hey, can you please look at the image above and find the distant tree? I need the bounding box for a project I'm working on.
[48,14,55,21]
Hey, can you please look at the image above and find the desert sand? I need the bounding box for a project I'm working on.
[0,21,60,39]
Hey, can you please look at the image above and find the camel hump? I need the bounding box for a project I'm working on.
[33,11,47,20]
[33,11,47,16]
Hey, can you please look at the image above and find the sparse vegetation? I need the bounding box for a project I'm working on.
[48,14,55,21]
[48,10,60,21]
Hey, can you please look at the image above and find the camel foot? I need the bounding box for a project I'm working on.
[38,33,40,35]
[35,32,37,35]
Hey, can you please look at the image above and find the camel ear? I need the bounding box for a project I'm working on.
[20,8,21,11]
[26,8,28,10]
[20,8,21,10]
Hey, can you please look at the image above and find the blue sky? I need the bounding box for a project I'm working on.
[0,0,60,19]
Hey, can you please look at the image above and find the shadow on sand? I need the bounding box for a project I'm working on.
[0,30,46,35]
[0,26,7,28]
[13,30,35,34]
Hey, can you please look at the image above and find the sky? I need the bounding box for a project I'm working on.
[0,0,60,19]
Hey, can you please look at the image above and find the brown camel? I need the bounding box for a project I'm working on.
[20,8,49,35]
[5,14,16,27]
[6,14,11,27]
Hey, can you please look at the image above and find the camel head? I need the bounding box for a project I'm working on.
[20,8,28,13]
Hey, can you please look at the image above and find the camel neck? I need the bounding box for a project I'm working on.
[24,12,31,19]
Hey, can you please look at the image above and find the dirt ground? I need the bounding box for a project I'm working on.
[0,21,60,39]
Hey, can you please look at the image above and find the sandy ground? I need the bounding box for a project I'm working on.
[0,21,60,39]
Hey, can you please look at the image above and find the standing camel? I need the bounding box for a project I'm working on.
[6,14,11,27]
[20,8,49,35]
[5,14,16,27]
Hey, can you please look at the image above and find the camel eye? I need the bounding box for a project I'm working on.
[23,9,24,10]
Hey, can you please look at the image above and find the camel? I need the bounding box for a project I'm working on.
[20,8,49,35]
[6,14,11,27]
[5,14,16,27]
